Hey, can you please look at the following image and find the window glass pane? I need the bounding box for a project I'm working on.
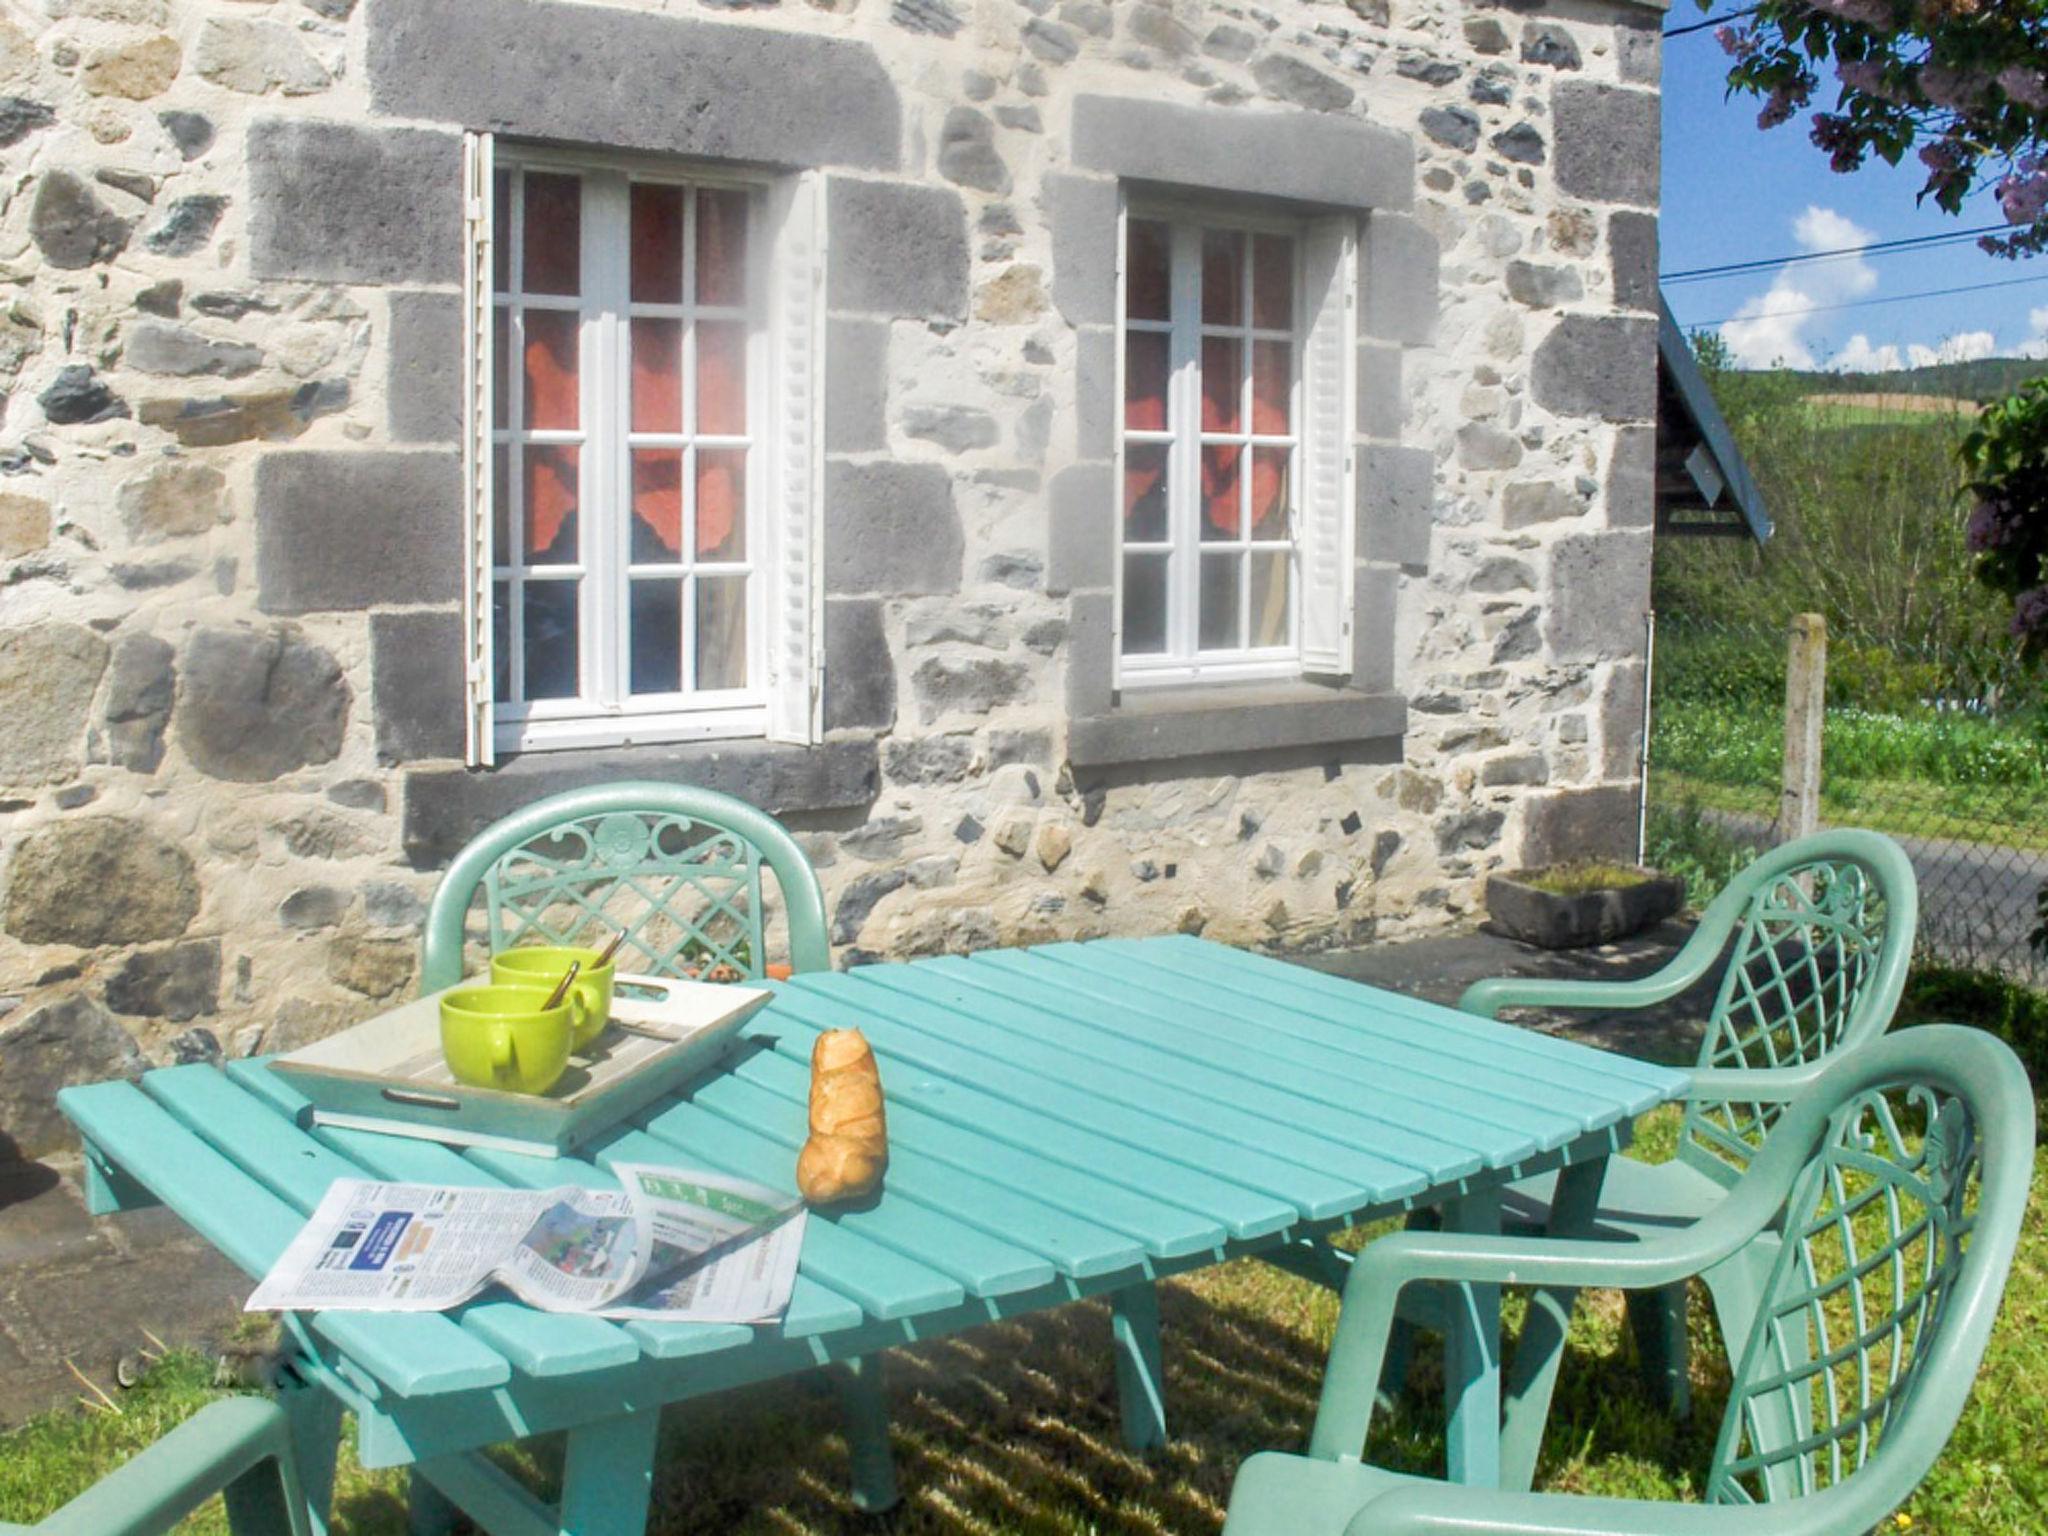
[1200,552,1241,650]
[491,579,512,702]
[696,577,748,690]
[523,309,579,431]
[1122,553,1168,655]
[630,451,682,562]
[1251,446,1290,539]
[1251,340,1292,434]
[492,308,509,429]
[630,183,683,304]
[629,580,682,694]
[524,444,579,564]
[1249,550,1290,648]
[697,449,747,561]
[1201,335,1242,432]
[695,321,748,435]
[1124,443,1168,543]
[523,580,579,698]
[1252,233,1294,329]
[1126,219,1171,322]
[491,444,509,557]
[1125,330,1169,432]
[1201,445,1241,540]
[521,173,582,295]
[492,169,512,293]
[630,319,682,433]
[696,188,749,307]
[1202,229,1244,325]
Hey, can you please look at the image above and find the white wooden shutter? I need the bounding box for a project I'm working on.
[460,130,496,766]
[764,171,826,745]
[1297,216,1357,678]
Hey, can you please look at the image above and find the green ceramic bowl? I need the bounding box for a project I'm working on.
[438,984,579,1095]
[491,946,614,1051]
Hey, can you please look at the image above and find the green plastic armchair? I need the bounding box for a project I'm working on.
[1458,828,1918,1415]
[1223,1023,2032,1536]
[0,1396,313,1536]
[420,781,830,991]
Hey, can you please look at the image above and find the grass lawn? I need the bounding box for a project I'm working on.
[1650,768,2048,855]
[4,1101,2043,1534]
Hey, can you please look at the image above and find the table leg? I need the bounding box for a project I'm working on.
[405,1469,460,1536]
[277,1375,343,1536]
[1111,1281,1167,1453]
[831,1355,901,1513]
[559,1408,661,1535]
[1498,1155,1608,1491]
[1440,1190,1501,1487]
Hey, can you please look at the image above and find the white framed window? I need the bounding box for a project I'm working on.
[1114,196,1357,689]
[460,135,823,764]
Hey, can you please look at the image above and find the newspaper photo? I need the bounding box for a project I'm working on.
[246,1163,805,1325]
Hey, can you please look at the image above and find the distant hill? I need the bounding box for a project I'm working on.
[1779,357,2044,403]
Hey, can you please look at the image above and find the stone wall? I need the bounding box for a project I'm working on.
[0,0,1662,1161]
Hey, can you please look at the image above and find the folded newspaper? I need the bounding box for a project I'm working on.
[247,1164,805,1324]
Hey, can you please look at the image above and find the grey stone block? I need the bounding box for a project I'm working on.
[1076,328,1115,460]
[1359,444,1435,567]
[255,451,462,614]
[1065,588,1114,717]
[1046,462,1113,596]
[370,609,464,762]
[825,317,888,455]
[937,106,1008,193]
[387,290,462,444]
[1607,424,1657,529]
[1357,342,1403,439]
[1600,660,1647,779]
[249,119,460,285]
[1554,84,1660,208]
[1532,315,1657,423]
[823,460,961,596]
[1502,480,1587,530]
[1069,685,1404,768]
[1045,172,1117,328]
[178,624,350,783]
[1362,214,1438,346]
[401,738,879,867]
[1520,784,1639,866]
[1350,563,1398,692]
[1609,211,1658,314]
[1617,19,1661,86]
[124,322,261,380]
[1072,94,1412,212]
[824,598,895,731]
[827,178,967,320]
[1547,530,1652,662]
[366,0,900,171]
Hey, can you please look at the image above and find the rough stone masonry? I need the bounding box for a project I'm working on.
[0,0,1664,1161]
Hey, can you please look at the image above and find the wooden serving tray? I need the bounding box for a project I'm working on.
[270,973,771,1156]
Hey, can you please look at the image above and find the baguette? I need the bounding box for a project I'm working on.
[795,1028,888,1203]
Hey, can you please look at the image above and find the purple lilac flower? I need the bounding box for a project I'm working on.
[1836,59,1891,97]
[1997,168,2048,226]
[1967,497,2013,553]
[1811,0,1896,27]
[1999,65,2048,110]
[1920,64,1991,112]
[2011,586,2048,641]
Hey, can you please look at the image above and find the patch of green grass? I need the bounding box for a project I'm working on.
[1520,863,1654,897]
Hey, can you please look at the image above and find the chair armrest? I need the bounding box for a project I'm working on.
[34,1397,307,1536]
[1458,921,1731,1020]
[1685,1058,1831,1105]
[1349,1468,1900,1536]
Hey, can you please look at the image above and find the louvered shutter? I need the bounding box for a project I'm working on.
[461,130,496,766]
[1297,216,1357,677]
[764,171,825,745]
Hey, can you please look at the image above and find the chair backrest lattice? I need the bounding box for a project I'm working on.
[1704,1035,2028,1517]
[420,784,829,993]
[1681,833,1915,1185]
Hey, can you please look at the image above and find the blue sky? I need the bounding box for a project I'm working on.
[1660,22,2048,371]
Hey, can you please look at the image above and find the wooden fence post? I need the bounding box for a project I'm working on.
[1777,613,1826,842]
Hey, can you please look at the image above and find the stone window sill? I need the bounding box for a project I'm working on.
[1068,683,1405,769]
[401,737,878,867]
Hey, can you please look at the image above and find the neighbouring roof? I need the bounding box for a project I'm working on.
[1655,294,1773,544]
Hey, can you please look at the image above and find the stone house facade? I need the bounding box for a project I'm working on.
[0,0,1662,1161]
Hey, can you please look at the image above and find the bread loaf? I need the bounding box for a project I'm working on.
[795,1029,888,1203]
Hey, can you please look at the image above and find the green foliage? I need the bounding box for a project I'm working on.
[1961,378,2048,657]
[1899,962,2048,1111]
[1712,0,2048,258]
[1643,801,1761,910]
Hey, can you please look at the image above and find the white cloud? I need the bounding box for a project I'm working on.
[1825,329,1998,373]
[1719,207,1879,369]
[2018,306,2048,359]
[1830,334,1905,372]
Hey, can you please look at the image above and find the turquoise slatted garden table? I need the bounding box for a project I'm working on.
[58,935,1688,1536]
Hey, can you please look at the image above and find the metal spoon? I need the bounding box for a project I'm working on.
[543,960,581,1012]
[595,929,627,968]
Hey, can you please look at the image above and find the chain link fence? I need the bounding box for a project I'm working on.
[1645,617,2048,985]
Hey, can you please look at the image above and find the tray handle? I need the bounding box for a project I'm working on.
[380,1086,464,1112]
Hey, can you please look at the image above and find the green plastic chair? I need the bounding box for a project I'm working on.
[1458,828,1918,1414]
[420,780,830,991]
[1223,1023,2033,1536]
[0,1396,313,1536]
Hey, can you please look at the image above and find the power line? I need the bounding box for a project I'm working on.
[1682,270,2048,328]
[1664,5,1758,38]
[1662,223,2014,285]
